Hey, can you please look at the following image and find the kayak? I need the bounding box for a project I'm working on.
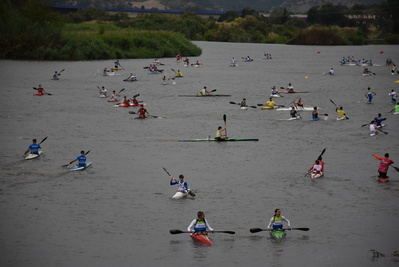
[362,73,374,77]
[278,116,301,121]
[270,229,286,240]
[70,162,92,172]
[336,117,348,121]
[310,172,323,179]
[107,99,119,103]
[276,106,315,111]
[190,233,213,246]
[25,150,43,160]
[178,95,231,97]
[270,94,282,98]
[104,71,119,76]
[278,90,309,94]
[178,138,259,142]
[99,94,107,98]
[34,93,45,96]
[378,177,389,183]
[113,103,130,108]
[230,63,238,67]
[111,67,123,71]
[261,106,277,110]
[240,106,248,110]
[172,191,188,199]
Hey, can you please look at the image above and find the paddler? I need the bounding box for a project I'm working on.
[99,86,107,97]
[52,71,60,80]
[240,98,247,107]
[290,106,300,119]
[175,69,183,78]
[369,121,377,136]
[308,160,323,179]
[35,84,45,96]
[110,90,119,101]
[69,150,87,168]
[264,97,277,109]
[215,126,227,141]
[287,83,295,93]
[187,211,214,233]
[366,87,376,104]
[373,113,386,128]
[376,153,394,181]
[328,67,335,75]
[271,86,280,96]
[389,89,397,104]
[24,139,41,156]
[312,107,319,121]
[114,59,121,69]
[125,73,137,82]
[199,86,211,96]
[170,174,190,194]
[336,106,348,120]
[267,209,291,230]
[137,104,148,119]
[130,95,140,106]
[294,97,304,108]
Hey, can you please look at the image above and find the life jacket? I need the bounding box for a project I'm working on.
[194,219,207,232]
[77,155,86,167]
[378,158,394,173]
[138,107,147,118]
[271,215,283,226]
[337,109,346,118]
[29,143,41,154]
[265,100,276,108]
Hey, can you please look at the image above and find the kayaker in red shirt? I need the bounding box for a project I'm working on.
[137,105,148,119]
[36,84,45,96]
[377,153,394,180]
[130,96,140,106]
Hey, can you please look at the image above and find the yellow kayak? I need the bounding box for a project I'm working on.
[261,106,276,110]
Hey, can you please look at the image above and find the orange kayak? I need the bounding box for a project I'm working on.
[190,233,213,246]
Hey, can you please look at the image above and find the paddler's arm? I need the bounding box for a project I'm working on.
[187,219,196,232]
[267,217,273,229]
[282,216,291,228]
[205,219,214,232]
[170,178,178,185]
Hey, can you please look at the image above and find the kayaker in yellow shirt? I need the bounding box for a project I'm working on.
[264,97,277,109]
[336,106,348,120]
[175,69,184,78]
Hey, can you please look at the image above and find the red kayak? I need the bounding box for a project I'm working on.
[190,233,213,246]
[34,93,44,96]
[378,177,389,183]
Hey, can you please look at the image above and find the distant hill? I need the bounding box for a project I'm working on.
[54,0,385,12]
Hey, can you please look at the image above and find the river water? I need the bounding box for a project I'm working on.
[0,41,398,267]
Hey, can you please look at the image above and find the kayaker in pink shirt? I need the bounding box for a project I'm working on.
[376,153,394,180]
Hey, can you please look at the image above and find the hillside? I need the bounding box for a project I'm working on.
[54,0,385,12]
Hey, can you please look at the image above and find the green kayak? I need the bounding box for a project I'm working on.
[270,229,286,240]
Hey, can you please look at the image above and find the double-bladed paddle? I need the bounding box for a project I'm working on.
[162,167,196,197]
[229,101,257,109]
[62,150,90,167]
[170,229,235,235]
[24,136,48,155]
[250,227,309,233]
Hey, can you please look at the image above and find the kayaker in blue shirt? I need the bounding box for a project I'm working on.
[187,211,214,233]
[373,113,386,128]
[170,174,189,193]
[24,139,41,155]
[312,107,319,121]
[68,150,87,167]
[366,87,376,104]
[267,209,291,230]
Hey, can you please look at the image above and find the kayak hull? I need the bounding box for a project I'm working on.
[378,177,389,184]
[25,150,42,160]
[178,138,259,142]
[270,229,286,240]
[191,233,213,246]
[311,172,323,179]
[70,162,92,172]
[172,191,188,199]
[276,107,316,111]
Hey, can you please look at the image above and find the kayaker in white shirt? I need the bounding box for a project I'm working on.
[267,209,291,230]
[215,126,227,140]
[187,211,214,233]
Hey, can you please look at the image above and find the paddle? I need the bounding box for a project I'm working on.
[229,101,257,109]
[305,148,326,177]
[162,167,196,197]
[170,229,235,235]
[33,87,52,95]
[24,136,48,155]
[118,88,125,94]
[62,150,90,167]
[250,227,309,233]
[58,69,65,75]
[376,127,388,135]
[330,99,349,119]
[223,114,227,137]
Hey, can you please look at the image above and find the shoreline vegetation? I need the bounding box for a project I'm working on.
[1,0,398,60]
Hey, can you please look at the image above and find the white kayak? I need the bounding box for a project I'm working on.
[25,150,43,160]
[270,94,282,98]
[311,172,323,179]
[278,116,301,121]
[103,71,119,76]
[70,162,92,172]
[276,106,316,111]
[172,191,188,199]
[240,106,248,110]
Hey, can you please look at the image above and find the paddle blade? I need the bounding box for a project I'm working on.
[119,88,125,93]
[133,93,140,98]
[290,227,310,231]
[329,99,337,106]
[211,89,217,92]
[393,166,399,172]
[128,111,136,114]
[162,167,171,176]
[169,229,185,234]
[229,101,237,105]
[318,148,326,160]
[223,114,226,123]
[215,230,235,234]
[250,106,257,109]
[249,228,264,233]
[85,150,90,155]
